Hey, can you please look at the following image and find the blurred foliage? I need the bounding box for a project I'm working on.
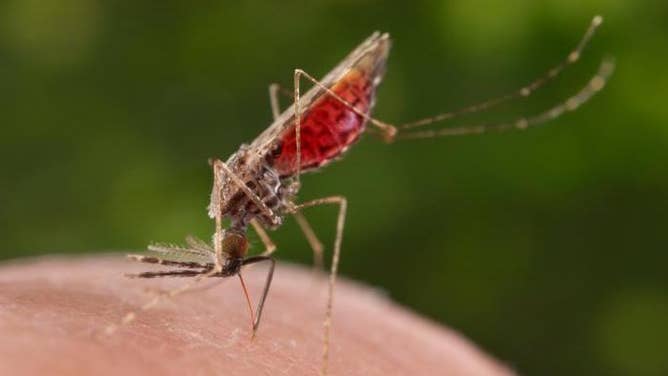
[1,1,667,375]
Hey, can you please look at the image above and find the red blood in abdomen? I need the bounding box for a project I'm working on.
[272,69,374,177]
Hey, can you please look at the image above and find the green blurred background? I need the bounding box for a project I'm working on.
[1,0,667,374]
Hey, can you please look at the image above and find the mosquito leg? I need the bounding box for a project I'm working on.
[209,159,226,270]
[397,58,614,140]
[289,196,347,376]
[249,193,323,269]
[293,211,325,271]
[293,71,304,185]
[294,16,607,143]
[268,83,282,120]
[395,15,605,131]
[250,218,277,256]
[269,83,281,120]
[268,82,297,120]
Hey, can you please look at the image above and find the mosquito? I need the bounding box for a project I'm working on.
[107,16,614,375]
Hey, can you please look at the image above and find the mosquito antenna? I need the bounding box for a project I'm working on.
[396,57,614,140]
[396,15,605,131]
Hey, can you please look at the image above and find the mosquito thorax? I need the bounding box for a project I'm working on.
[222,230,248,259]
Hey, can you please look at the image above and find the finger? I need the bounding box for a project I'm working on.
[0,256,515,376]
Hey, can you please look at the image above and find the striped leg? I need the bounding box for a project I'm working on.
[294,211,325,271]
[250,218,277,256]
[291,16,609,143]
[290,196,347,376]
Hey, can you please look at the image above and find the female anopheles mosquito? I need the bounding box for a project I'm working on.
[107,16,614,375]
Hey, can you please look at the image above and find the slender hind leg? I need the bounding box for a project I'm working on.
[268,83,291,120]
[289,196,347,376]
[209,158,227,269]
[250,218,277,256]
[396,59,614,139]
[269,83,281,119]
[291,68,349,375]
[395,15,606,131]
[292,16,609,142]
[250,214,323,272]
[294,211,325,271]
[268,82,296,119]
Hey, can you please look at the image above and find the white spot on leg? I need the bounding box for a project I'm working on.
[591,76,606,91]
[515,118,529,129]
[566,98,579,111]
[568,51,580,63]
[592,15,603,27]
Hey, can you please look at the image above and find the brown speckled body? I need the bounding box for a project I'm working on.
[213,33,390,230]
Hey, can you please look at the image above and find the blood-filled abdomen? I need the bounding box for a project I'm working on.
[271,68,379,178]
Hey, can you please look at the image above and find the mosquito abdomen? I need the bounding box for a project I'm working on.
[272,38,389,178]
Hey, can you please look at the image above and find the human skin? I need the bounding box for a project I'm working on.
[0,256,515,376]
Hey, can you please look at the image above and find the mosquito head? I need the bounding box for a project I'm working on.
[222,229,248,259]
